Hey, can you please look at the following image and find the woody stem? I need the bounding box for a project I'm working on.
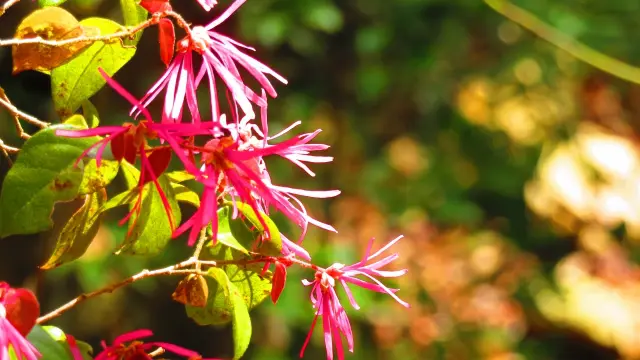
[192,227,209,270]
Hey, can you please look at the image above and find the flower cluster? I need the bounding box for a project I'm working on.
[50,0,409,359]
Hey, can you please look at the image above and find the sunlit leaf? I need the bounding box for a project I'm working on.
[166,170,195,183]
[81,100,100,128]
[115,173,181,256]
[186,268,252,359]
[38,0,69,7]
[188,241,272,325]
[27,325,93,360]
[51,17,136,117]
[78,159,119,195]
[216,205,249,255]
[12,7,97,74]
[41,190,105,269]
[227,202,283,256]
[119,0,147,45]
[63,116,88,131]
[0,125,97,238]
[172,183,200,208]
[120,160,140,189]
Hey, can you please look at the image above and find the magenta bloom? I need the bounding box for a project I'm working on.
[172,113,339,247]
[0,311,40,360]
[134,0,286,124]
[0,283,40,360]
[95,329,213,360]
[300,271,353,360]
[55,69,190,233]
[300,236,409,360]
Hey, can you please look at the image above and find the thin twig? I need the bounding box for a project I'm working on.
[0,11,192,48]
[192,227,209,270]
[0,139,17,166]
[0,140,18,154]
[0,94,49,135]
[36,259,204,324]
[0,19,155,47]
[148,348,166,357]
[484,0,640,85]
[0,0,20,18]
[36,253,319,325]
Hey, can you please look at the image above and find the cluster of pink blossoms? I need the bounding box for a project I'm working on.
[48,0,409,359]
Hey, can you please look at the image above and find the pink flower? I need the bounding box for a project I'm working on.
[196,0,217,11]
[133,0,286,124]
[0,309,40,360]
[65,335,84,360]
[95,329,214,360]
[56,69,186,234]
[299,272,353,360]
[173,114,339,247]
[0,283,40,360]
[300,236,409,360]
[221,102,340,241]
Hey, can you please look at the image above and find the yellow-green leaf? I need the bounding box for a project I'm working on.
[51,17,136,117]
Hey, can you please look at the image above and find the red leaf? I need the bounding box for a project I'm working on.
[140,0,172,13]
[123,134,138,165]
[271,262,287,304]
[110,131,126,161]
[158,18,175,67]
[144,146,172,184]
[3,287,40,336]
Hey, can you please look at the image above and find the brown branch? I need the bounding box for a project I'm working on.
[0,0,20,18]
[0,139,17,166]
[0,18,156,48]
[35,251,321,325]
[0,90,49,138]
[0,11,192,49]
[36,258,208,324]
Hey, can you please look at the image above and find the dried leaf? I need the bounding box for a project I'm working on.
[12,7,98,74]
[172,274,209,308]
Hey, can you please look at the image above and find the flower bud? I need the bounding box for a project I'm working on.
[1,285,40,336]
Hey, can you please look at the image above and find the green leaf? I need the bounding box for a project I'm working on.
[38,0,69,7]
[172,183,200,208]
[51,17,136,117]
[120,160,140,188]
[63,114,88,129]
[81,100,100,128]
[98,187,138,214]
[119,0,147,45]
[0,126,97,238]
[166,170,195,183]
[188,241,272,326]
[78,159,119,195]
[26,325,93,360]
[228,202,283,256]
[115,174,181,256]
[216,205,249,254]
[41,190,105,269]
[187,268,252,359]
